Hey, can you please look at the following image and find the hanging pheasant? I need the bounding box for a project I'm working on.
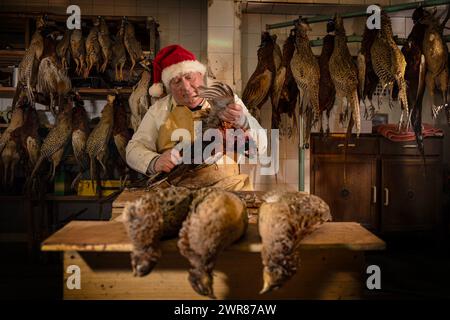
[371,11,409,131]
[329,15,361,136]
[318,20,336,135]
[272,29,299,137]
[290,18,320,145]
[421,5,450,122]
[242,32,276,122]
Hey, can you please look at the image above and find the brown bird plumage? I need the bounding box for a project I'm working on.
[113,97,131,179]
[258,190,331,294]
[242,32,276,122]
[358,26,380,119]
[123,186,193,276]
[84,24,102,78]
[10,104,41,173]
[129,66,151,131]
[70,29,86,76]
[371,11,409,131]
[273,29,299,137]
[329,15,361,136]
[112,25,127,82]
[178,188,248,298]
[123,17,145,80]
[29,99,72,182]
[290,18,321,143]
[318,29,336,135]
[71,97,90,190]
[421,6,449,122]
[56,29,72,70]
[37,35,72,116]
[17,16,46,106]
[0,105,24,187]
[86,94,115,184]
[96,16,112,73]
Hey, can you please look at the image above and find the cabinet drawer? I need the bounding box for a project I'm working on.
[312,136,379,155]
[380,138,443,156]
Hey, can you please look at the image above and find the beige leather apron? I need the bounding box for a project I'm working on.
[156,101,252,191]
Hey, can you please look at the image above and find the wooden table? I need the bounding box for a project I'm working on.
[42,220,385,300]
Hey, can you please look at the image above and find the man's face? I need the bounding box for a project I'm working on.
[169,72,204,108]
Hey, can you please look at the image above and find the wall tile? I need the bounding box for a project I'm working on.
[242,14,262,34]
[208,27,234,54]
[179,28,201,53]
[208,53,234,80]
[208,0,234,27]
[180,9,201,29]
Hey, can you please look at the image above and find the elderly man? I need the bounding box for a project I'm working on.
[126,45,266,190]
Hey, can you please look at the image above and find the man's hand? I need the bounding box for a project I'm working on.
[219,103,245,128]
[154,149,182,173]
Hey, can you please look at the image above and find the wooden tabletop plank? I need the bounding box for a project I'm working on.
[41,221,385,252]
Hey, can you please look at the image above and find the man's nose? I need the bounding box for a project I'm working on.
[180,78,194,92]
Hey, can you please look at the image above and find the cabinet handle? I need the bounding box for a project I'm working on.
[403,144,418,148]
[372,186,377,204]
[337,143,356,148]
[384,188,389,206]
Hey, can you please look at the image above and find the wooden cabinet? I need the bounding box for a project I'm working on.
[380,157,442,232]
[312,155,378,230]
[311,134,443,233]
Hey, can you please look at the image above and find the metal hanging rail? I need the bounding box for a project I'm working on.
[307,33,450,47]
[266,0,450,30]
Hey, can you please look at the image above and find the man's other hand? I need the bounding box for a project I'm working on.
[154,149,182,173]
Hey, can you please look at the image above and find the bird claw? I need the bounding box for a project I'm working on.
[432,104,446,119]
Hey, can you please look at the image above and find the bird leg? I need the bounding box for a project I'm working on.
[426,72,440,119]
[120,63,125,82]
[128,59,136,81]
[337,96,345,126]
[387,82,394,110]
[9,161,16,187]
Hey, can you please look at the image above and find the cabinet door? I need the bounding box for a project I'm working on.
[381,157,442,232]
[311,155,378,230]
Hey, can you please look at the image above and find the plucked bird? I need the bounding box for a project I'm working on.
[123,186,193,276]
[178,188,248,298]
[258,190,331,294]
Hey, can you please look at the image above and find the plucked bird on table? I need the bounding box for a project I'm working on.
[126,45,267,191]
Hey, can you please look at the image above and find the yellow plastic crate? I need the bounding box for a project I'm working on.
[77,180,125,197]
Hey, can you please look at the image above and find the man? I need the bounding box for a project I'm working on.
[126,45,267,190]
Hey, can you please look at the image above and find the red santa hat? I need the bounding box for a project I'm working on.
[148,45,206,97]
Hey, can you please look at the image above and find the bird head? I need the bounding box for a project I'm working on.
[131,248,161,277]
[188,268,216,299]
[260,267,283,295]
